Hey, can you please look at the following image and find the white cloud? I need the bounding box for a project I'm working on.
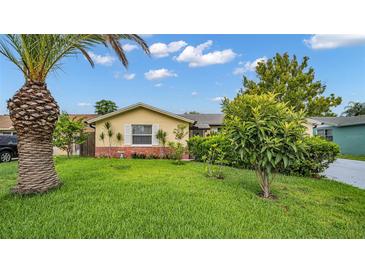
[191,91,198,96]
[88,51,115,66]
[113,72,121,79]
[176,40,236,67]
[211,96,225,102]
[123,73,136,80]
[304,35,365,49]
[233,57,267,75]
[144,68,177,80]
[154,83,163,87]
[149,40,187,58]
[139,34,154,38]
[233,67,246,75]
[77,102,92,107]
[122,44,138,52]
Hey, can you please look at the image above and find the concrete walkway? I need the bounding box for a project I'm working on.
[323,159,365,189]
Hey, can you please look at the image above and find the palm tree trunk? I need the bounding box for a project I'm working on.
[7,81,60,194]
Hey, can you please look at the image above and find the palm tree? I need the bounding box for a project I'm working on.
[0,34,149,194]
[104,121,114,158]
[342,101,365,117]
[155,129,167,157]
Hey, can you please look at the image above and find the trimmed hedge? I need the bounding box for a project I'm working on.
[187,134,244,167]
[188,134,340,177]
[282,136,340,177]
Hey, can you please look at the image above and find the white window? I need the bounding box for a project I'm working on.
[317,128,333,141]
[132,125,152,145]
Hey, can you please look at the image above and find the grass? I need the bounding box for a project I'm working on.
[0,157,364,239]
[339,154,365,161]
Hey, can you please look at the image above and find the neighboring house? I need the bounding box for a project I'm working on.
[0,114,98,156]
[88,103,225,158]
[310,115,365,155]
[0,115,16,135]
[179,113,224,137]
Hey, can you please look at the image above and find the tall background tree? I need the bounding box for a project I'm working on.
[342,101,365,116]
[0,34,149,194]
[95,99,118,115]
[242,53,342,117]
[53,112,87,158]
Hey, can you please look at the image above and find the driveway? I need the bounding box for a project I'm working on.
[323,159,365,189]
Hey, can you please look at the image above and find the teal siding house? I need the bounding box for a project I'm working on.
[311,115,365,155]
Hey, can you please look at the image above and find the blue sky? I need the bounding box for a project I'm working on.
[1,34,364,115]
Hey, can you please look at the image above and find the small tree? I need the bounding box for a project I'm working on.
[116,132,123,144]
[168,142,185,164]
[99,122,122,158]
[53,113,87,158]
[99,132,105,144]
[168,124,188,164]
[173,124,188,141]
[202,143,227,179]
[223,92,307,198]
[104,121,114,158]
[156,129,167,157]
[95,100,118,115]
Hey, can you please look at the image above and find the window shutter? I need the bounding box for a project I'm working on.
[152,124,159,145]
[124,124,132,145]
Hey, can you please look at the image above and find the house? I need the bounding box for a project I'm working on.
[310,115,365,155]
[179,113,224,136]
[0,115,16,135]
[87,102,224,158]
[0,114,98,156]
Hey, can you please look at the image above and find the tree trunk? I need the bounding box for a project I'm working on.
[262,171,270,198]
[256,168,271,198]
[7,80,60,194]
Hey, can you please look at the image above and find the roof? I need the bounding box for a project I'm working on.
[0,114,98,131]
[310,115,365,127]
[88,102,195,124]
[179,113,224,126]
[0,115,13,130]
[69,114,99,122]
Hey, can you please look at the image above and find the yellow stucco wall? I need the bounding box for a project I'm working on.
[95,107,190,147]
[304,122,314,136]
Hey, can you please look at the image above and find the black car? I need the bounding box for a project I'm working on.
[0,135,18,163]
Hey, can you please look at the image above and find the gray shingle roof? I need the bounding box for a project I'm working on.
[178,114,224,125]
[310,115,365,127]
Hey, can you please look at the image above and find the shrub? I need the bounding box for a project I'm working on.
[131,153,146,159]
[146,154,160,159]
[187,134,244,167]
[283,136,340,177]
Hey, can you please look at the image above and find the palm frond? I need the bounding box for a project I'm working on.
[0,34,149,83]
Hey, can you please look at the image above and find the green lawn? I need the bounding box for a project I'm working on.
[339,154,365,161]
[0,157,364,239]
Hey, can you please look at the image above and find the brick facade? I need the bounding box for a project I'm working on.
[95,146,189,159]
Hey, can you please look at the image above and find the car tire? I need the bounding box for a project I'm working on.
[0,151,12,163]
